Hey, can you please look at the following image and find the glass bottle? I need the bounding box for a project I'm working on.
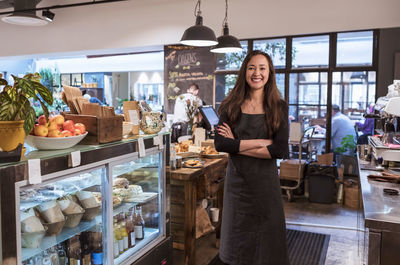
[113,220,120,259]
[91,240,103,265]
[57,243,68,265]
[125,212,135,248]
[120,221,129,251]
[82,242,91,265]
[134,206,145,240]
[116,224,124,254]
[49,246,59,265]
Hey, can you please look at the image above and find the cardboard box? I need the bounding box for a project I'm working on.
[279,159,306,181]
[317,153,334,165]
[63,113,123,145]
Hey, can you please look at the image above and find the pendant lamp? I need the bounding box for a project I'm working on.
[210,0,242,53]
[1,0,47,26]
[180,0,218,47]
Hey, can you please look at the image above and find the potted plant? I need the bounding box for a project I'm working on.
[0,73,53,152]
[334,134,358,176]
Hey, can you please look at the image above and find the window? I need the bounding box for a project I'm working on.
[292,35,330,68]
[289,72,328,120]
[254,38,286,68]
[337,31,373,67]
[216,41,248,70]
[134,83,164,112]
[332,71,376,122]
[215,74,237,110]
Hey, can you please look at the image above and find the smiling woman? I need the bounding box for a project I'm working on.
[214,50,290,265]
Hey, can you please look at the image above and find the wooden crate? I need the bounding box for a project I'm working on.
[63,113,123,145]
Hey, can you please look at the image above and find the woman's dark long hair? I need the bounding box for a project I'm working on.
[218,50,286,136]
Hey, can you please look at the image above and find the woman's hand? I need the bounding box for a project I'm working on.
[217,122,234,139]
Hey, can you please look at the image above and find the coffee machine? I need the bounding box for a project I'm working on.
[369,97,400,163]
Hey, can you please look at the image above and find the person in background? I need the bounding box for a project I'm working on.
[214,50,289,265]
[355,104,375,144]
[83,92,104,105]
[171,83,203,143]
[331,104,357,154]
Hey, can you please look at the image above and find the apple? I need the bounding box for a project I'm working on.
[48,121,58,131]
[74,123,86,134]
[61,130,73,137]
[74,128,82,135]
[63,120,75,132]
[38,115,47,126]
[53,115,65,126]
[48,129,62,138]
[34,124,48,137]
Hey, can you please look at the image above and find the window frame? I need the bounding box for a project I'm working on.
[213,29,379,152]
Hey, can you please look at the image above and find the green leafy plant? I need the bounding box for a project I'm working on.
[0,73,53,134]
[334,134,356,154]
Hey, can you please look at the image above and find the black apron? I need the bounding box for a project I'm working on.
[219,113,290,265]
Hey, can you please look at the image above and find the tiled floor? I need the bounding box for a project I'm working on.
[173,196,367,265]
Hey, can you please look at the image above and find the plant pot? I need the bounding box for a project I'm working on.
[0,120,25,151]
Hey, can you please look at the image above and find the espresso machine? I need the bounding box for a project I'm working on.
[369,96,400,164]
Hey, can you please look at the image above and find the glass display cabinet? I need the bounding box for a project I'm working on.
[0,135,171,265]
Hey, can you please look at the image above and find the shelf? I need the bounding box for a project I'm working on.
[22,214,102,261]
[20,173,102,211]
[112,162,151,178]
[114,227,160,265]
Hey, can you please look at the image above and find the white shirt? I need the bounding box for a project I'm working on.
[173,93,203,123]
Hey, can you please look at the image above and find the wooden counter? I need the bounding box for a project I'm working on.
[167,155,228,265]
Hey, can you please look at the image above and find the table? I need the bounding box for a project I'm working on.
[167,156,228,265]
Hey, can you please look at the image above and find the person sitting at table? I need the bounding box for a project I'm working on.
[331,104,357,155]
[355,104,375,144]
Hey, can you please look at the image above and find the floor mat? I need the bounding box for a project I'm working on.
[209,229,330,265]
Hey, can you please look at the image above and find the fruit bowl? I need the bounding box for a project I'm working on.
[25,132,88,150]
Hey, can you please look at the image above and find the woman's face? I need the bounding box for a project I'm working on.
[245,54,270,91]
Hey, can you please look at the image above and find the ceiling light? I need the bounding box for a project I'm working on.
[42,10,55,22]
[2,12,48,26]
[210,0,242,53]
[1,0,47,26]
[180,0,218,47]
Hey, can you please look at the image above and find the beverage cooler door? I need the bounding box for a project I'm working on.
[17,166,109,265]
[110,150,165,265]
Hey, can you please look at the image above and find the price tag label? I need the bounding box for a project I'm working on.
[153,135,160,145]
[138,138,146,157]
[129,110,139,125]
[158,134,164,150]
[28,159,41,184]
[70,151,81,167]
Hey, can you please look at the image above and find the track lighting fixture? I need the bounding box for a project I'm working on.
[210,0,243,53]
[42,10,55,22]
[180,0,218,47]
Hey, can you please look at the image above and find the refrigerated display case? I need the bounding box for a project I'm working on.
[0,135,171,265]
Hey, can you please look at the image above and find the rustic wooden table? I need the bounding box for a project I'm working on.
[167,155,228,265]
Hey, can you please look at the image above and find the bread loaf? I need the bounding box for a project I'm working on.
[36,201,65,223]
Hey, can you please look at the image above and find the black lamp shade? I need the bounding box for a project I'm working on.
[180,15,218,47]
[210,26,242,53]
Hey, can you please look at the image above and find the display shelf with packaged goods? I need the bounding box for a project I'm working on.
[0,134,171,265]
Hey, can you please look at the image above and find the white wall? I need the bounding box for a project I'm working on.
[0,0,399,58]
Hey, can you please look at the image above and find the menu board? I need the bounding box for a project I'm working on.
[164,45,216,114]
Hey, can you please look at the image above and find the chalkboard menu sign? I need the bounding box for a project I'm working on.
[164,45,216,114]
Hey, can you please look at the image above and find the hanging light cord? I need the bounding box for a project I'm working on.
[194,0,201,17]
[223,0,228,27]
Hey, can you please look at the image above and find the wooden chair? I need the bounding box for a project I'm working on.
[280,126,315,201]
